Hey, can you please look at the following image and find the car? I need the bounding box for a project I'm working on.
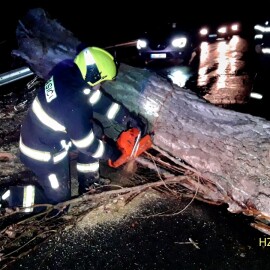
[199,22,241,42]
[136,23,195,65]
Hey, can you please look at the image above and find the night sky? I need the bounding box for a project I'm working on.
[1,1,269,47]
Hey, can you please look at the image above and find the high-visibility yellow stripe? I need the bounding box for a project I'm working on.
[92,141,105,158]
[19,136,51,162]
[106,103,120,120]
[89,90,102,105]
[77,162,99,173]
[53,150,68,163]
[32,97,66,132]
[23,185,35,212]
[48,174,59,189]
[83,88,91,95]
[20,137,72,164]
[72,130,95,148]
[2,190,10,200]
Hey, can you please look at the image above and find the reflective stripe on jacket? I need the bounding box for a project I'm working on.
[19,136,71,164]
[20,60,130,161]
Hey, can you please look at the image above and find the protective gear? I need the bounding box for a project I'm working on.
[1,185,49,213]
[19,151,72,204]
[77,142,121,193]
[77,152,117,195]
[109,147,122,162]
[16,58,150,209]
[78,171,100,195]
[0,187,10,211]
[77,153,99,195]
[74,47,117,86]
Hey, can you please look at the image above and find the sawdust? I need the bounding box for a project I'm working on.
[76,190,161,230]
[121,159,138,176]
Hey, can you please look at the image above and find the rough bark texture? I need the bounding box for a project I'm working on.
[105,66,270,216]
[9,8,270,225]
[12,8,81,79]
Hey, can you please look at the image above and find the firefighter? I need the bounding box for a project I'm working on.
[0,46,146,213]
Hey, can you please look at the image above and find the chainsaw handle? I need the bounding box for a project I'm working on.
[108,154,130,168]
[108,129,152,168]
[107,128,137,168]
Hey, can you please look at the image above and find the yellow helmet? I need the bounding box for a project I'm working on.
[74,47,117,86]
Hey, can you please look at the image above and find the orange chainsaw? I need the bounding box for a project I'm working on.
[108,128,152,168]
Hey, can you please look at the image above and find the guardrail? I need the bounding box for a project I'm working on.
[0,67,34,86]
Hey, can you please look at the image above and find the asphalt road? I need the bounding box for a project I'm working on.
[9,196,270,270]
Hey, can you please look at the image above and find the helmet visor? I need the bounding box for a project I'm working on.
[85,63,101,85]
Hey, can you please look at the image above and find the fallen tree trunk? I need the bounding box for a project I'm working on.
[9,8,270,232]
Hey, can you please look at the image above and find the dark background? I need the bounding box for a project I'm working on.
[1,1,269,45]
[1,0,268,74]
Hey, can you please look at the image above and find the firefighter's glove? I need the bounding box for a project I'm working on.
[108,143,123,168]
[127,114,148,137]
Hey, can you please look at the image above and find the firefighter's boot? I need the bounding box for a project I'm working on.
[78,172,101,195]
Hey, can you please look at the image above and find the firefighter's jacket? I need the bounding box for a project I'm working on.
[19,60,130,164]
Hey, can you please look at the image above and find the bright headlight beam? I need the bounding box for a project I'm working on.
[231,24,239,31]
[218,27,227,34]
[136,39,147,49]
[172,37,187,48]
[200,28,208,35]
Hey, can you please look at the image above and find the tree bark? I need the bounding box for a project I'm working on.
[10,8,270,228]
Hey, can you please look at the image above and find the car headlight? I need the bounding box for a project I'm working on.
[231,24,239,31]
[200,28,208,36]
[172,37,187,48]
[218,26,227,34]
[136,39,147,49]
